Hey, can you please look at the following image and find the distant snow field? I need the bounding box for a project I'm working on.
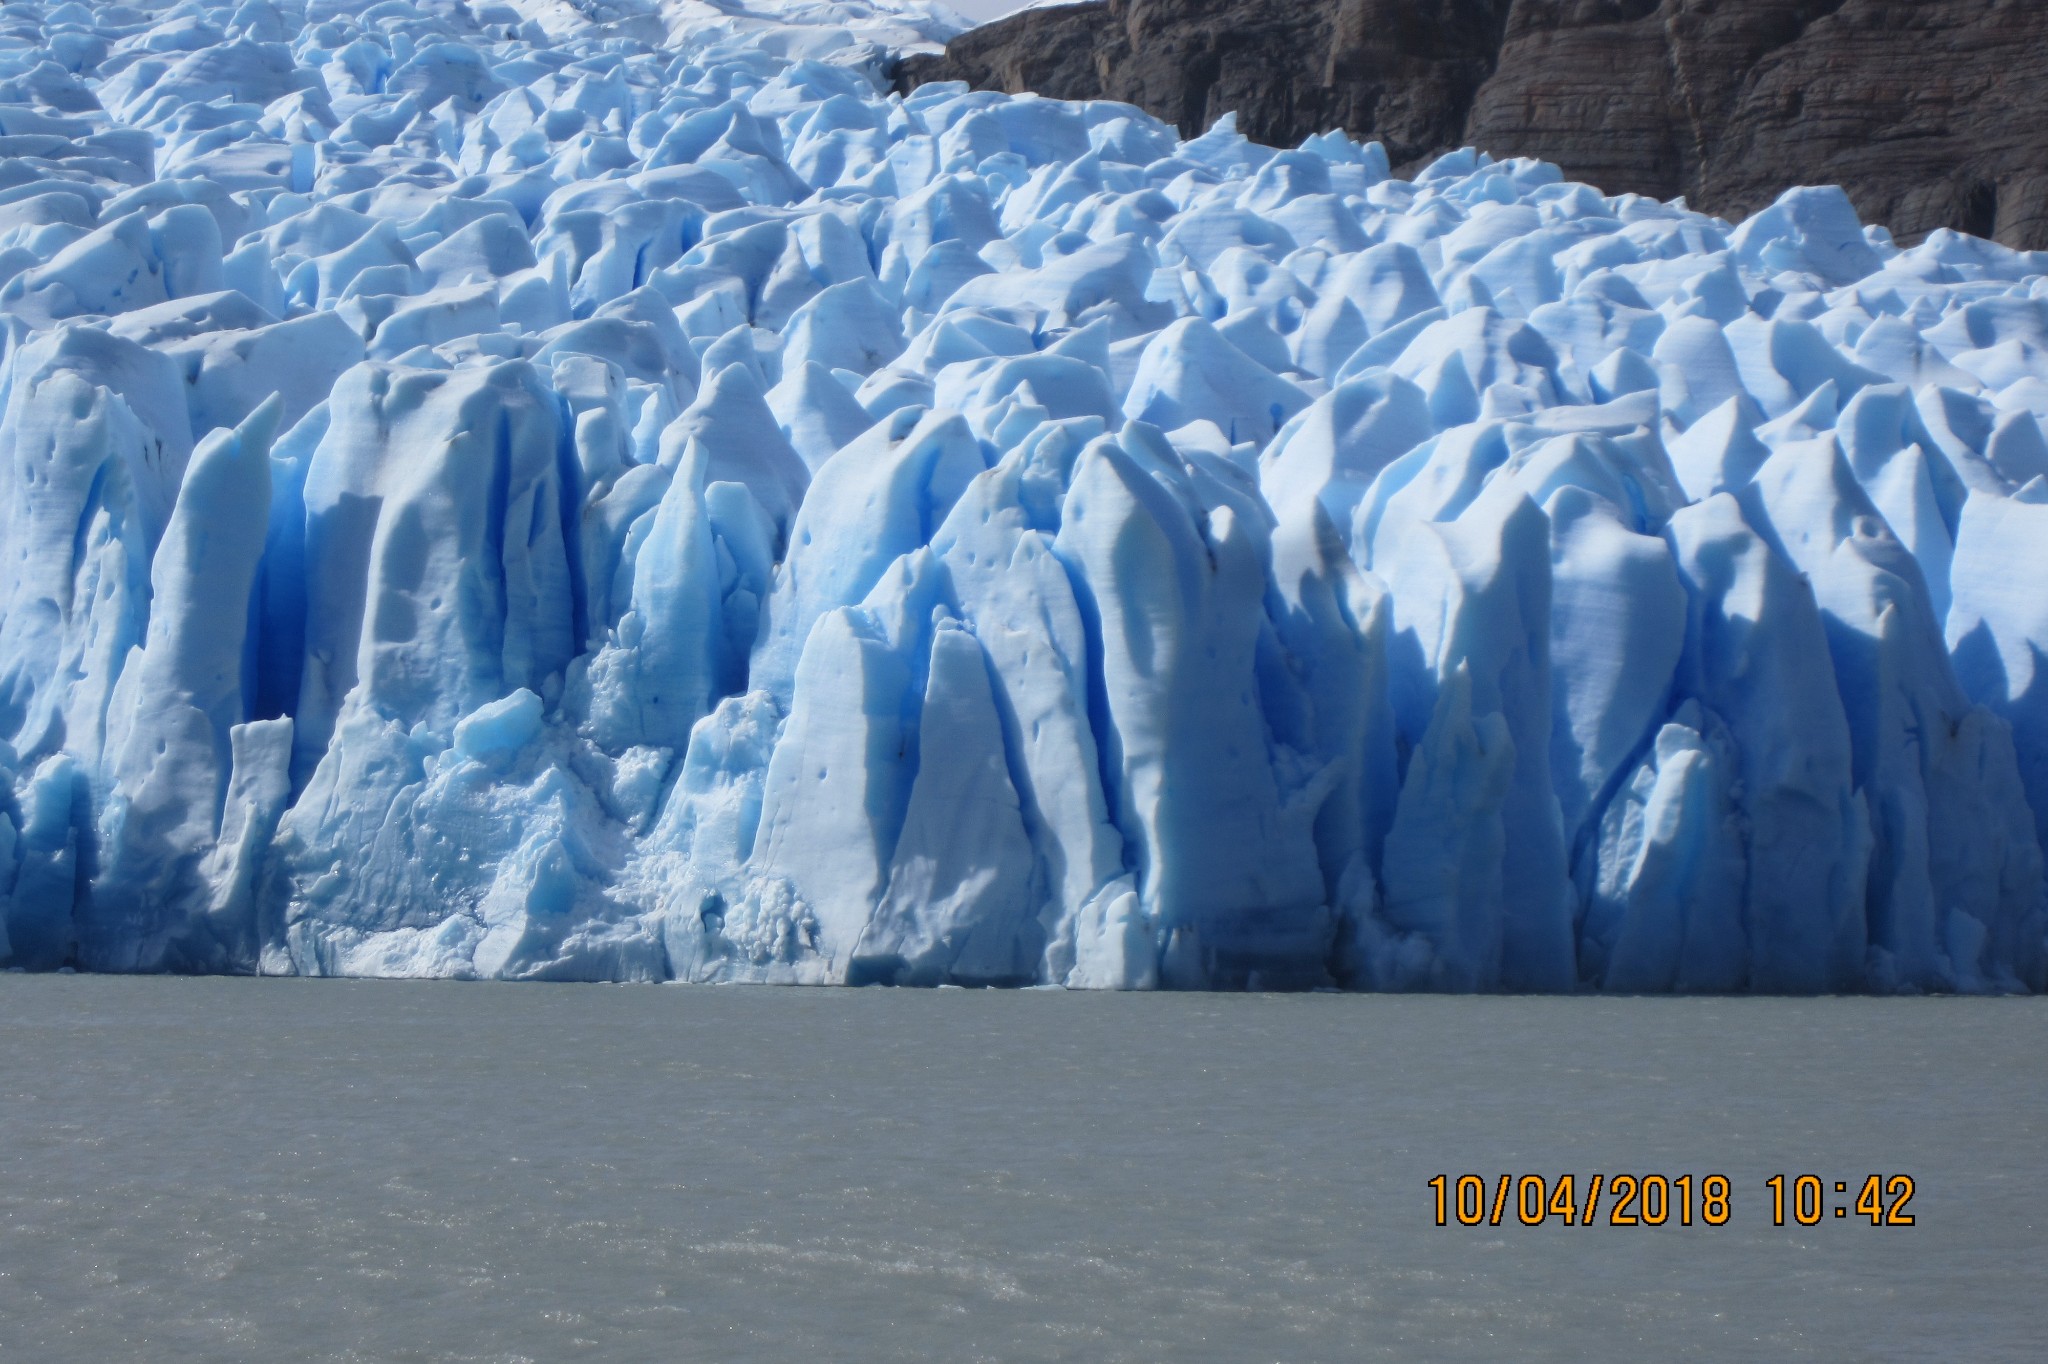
[946,0,1036,21]
[1,0,2045,993]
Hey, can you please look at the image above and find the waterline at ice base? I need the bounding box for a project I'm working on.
[1,0,2045,993]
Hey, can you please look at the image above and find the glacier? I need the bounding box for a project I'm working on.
[0,0,2044,993]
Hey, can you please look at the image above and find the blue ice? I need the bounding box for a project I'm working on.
[0,0,2044,993]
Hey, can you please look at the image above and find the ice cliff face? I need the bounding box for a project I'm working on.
[0,0,2044,991]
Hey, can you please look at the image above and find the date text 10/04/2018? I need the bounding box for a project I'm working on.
[1426,1175,1918,1228]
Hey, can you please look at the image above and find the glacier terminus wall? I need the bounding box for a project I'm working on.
[1,0,2046,992]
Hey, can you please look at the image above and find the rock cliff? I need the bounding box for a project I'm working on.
[899,0,2048,248]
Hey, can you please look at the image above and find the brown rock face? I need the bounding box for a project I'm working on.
[898,0,2048,249]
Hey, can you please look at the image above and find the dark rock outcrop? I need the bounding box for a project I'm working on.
[899,0,2048,249]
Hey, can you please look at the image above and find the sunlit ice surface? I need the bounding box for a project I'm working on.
[0,0,2045,994]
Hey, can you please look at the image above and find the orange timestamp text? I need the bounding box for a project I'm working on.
[1427,1174,1918,1228]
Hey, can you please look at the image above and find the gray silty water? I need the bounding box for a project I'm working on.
[0,979,2042,1361]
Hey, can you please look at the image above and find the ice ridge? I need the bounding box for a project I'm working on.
[0,0,2045,992]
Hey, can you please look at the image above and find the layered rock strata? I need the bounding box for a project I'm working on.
[900,0,2048,248]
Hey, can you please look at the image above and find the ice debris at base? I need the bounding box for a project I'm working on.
[0,0,2045,993]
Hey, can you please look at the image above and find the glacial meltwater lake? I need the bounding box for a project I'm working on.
[0,979,2042,1362]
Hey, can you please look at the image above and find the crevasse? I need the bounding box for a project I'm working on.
[1,0,2045,992]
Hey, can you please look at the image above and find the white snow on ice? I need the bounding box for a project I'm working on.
[0,0,2045,991]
